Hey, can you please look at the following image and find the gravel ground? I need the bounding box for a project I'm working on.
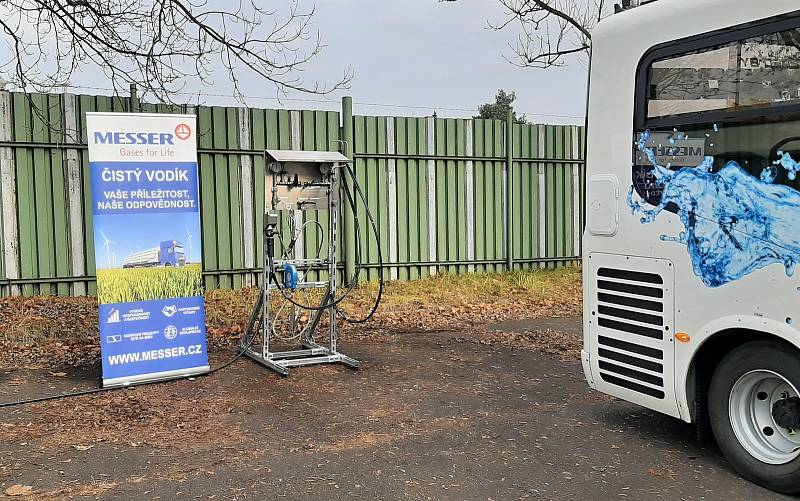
[0,317,790,500]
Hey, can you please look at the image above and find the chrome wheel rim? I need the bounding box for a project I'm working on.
[729,370,800,465]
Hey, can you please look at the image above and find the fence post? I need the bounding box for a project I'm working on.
[0,91,18,296]
[341,96,356,285]
[237,107,256,286]
[538,126,547,268]
[426,116,437,276]
[290,111,304,263]
[572,125,581,259]
[64,92,86,295]
[386,117,399,281]
[465,119,475,273]
[129,83,139,112]
[505,108,514,271]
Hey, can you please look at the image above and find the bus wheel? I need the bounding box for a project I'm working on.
[709,340,800,494]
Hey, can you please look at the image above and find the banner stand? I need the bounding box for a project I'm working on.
[87,113,210,388]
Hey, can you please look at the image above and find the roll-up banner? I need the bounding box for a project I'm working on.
[87,113,210,388]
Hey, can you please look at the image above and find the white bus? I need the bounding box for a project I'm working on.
[582,0,800,493]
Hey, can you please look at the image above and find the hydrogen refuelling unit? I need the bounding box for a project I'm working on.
[235,149,383,376]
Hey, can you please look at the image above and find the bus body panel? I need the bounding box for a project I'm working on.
[586,252,679,417]
[584,0,800,422]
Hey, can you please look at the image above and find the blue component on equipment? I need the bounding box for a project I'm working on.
[283,264,299,290]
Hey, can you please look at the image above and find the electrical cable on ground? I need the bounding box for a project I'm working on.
[0,286,265,409]
[0,160,384,409]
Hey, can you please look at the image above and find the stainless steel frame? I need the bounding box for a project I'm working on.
[241,152,359,376]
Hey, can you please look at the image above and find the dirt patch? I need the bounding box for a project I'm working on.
[570,391,618,404]
[0,295,100,370]
[38,481,118,500]
[1,481,118,501]
[455,328,583,362]
[314,416,471,453]
[0,296,99,343]
[0,381,243,451]
[366,406,409,420]
[0,339,99,370]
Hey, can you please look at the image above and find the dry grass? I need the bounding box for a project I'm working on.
[344,266,582,334]
[0,266,583,368]
[368,266,580,308]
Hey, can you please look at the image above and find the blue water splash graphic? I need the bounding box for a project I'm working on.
[761,165,778,184]
[774,150,800,180]
[629,130,800,287]
[669,130,688,144]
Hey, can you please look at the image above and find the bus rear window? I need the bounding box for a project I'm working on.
[647,28,800,119]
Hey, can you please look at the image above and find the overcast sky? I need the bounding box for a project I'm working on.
[20,1,590,125]
[238,0,589,124]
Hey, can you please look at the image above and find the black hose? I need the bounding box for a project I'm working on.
[205,286,263,375]
[336,163,384,324]
[0,387,110,408]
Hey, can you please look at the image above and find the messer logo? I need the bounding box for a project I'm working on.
[175,123,192,140]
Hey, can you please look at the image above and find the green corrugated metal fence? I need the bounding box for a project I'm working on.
[0,91,584,297]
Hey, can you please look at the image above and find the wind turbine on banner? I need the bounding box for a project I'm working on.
[100,231,117,269]
[186,228,193,263]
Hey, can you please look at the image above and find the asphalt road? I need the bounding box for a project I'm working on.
[0,317,791,500]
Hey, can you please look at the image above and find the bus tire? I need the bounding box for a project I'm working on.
[709,340,800,494]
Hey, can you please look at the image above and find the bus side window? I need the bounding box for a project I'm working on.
[634,22,800,206]
[647,28,800,120]
[635,119,800,206]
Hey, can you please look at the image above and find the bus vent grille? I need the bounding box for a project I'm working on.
[596,267,665,399]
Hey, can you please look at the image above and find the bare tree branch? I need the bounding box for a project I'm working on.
[0,0,352,103]
[442,0,610,69]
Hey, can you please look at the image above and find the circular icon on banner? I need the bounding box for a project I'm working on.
[164,325,178,340]
[175,123,192,140]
